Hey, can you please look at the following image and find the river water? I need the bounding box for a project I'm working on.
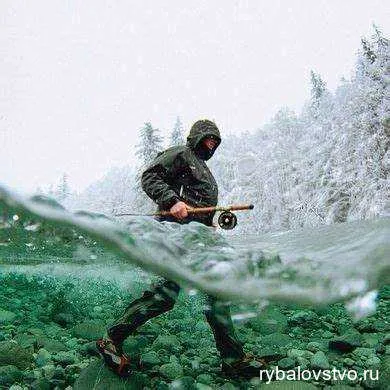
[1,184,389,320]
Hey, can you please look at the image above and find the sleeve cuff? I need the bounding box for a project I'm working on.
[162,196,180,210]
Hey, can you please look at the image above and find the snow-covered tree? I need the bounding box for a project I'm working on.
[135,122,163,166]
[69,26,389,233]
[170,117,185,146]
[134,122,164,212]
[55,173,71,202]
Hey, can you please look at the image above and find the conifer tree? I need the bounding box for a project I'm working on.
[56,173,70,202]
[134,122,164,211]
[170,117,185,146]
[310,71,326,103]
[135,122,163,166]
[308,71,329,121]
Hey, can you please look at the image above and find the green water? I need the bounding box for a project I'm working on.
[1,185,390,389]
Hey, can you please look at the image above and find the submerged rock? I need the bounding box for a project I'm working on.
[53,312,75,327]
[257,382,317,389]
[289,310,319,327]
[0,341,33,369]
[0,365,22,386]
[378,356,390,389]
[249,306,288,335]
[74,360,148,389]
[39,338,68,353]
[152,335,182,353]
[261,333,293,349]
[72,320,106,341]
[169,376,195,389]
[277,357,295,369]
[140,350,161,367]
[35,348,52,367]
[329,332,362,353]
[53,351,78,365]
[0,309,17,325]
[159,362,184,380]
[310,351,330,370]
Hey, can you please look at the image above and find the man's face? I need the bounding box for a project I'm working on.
[203,137,218,151]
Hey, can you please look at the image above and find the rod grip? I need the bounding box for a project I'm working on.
[157,203,254,216]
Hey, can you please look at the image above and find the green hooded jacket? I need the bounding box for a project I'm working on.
[141,120,221,226]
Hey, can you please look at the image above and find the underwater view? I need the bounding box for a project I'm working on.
[2,2,390,389]
[1,186,389,389]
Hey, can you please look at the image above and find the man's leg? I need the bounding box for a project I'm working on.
[107,279,180,351]
[204,296,245,363]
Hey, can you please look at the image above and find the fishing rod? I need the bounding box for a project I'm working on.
[115,204,254,230]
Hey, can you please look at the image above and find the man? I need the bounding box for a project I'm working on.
[97,119,265,378]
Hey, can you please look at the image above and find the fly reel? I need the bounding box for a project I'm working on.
[218,211,238,230]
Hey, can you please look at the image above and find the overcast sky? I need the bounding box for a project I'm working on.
[1,0,389,193]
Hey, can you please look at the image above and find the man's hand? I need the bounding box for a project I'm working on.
[170,201,192,220]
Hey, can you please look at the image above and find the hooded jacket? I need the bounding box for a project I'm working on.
[141,120,221,226]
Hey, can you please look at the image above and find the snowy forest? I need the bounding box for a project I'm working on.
[51,28,389,234]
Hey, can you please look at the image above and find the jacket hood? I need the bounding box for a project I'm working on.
[186,120,221,160]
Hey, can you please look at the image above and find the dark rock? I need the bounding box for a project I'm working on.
[0,340,33,369]
[49,379,66,388]
[0,365,22,386]
[0,310,17,325]
[40,338,68,353]
[53,312,75,327]
[72,320,106,341]
[41,363,56,379]
[362,333,380,348]
[335,319,353,335]
[53,365,65,380]
[261,333,293,349]
[14,333,36,349]
[306,341,323,352]
[278,357,296,369]
[343,357,355,367]
[35,348,52,367]
[365,356,381,367]
[249,306,288,335]
[255,347,285,363]
[196,373,213,385]
[80,341,100,356]
[310,351,330,370]
[159,362,184,380]
[31,378,51,390]
[152,335,182,353]
[356,319,379,333]
[140,350,161,367]
[329,332,362,353]
[53,351,78,365]
[74,360,148,389]
[65,363,83,376]
[379,286,390,299]
[383,333,390,345]
[287,349,313,360]
[352,347,376,359]
[289,310,319,327]
[123,335,149,354]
